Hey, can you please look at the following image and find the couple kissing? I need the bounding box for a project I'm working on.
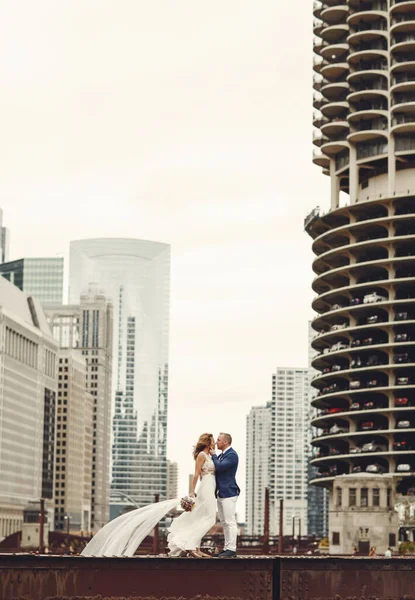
[82,432,240,558]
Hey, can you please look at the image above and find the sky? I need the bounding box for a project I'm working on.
[0,1,331,520]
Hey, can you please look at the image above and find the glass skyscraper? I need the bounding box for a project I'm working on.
[0,257,64,304]
[69,239,170,512]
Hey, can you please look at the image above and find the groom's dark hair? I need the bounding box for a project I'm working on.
[220,432,232,445]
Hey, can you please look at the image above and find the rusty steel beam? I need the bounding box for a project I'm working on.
[279,556,415,600]
[0,553,274,600]
[4,553,415,600]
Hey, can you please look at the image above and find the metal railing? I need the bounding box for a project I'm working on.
[352,61,387,72]
[349,2,387,14]
[350,21,387,33]
[393,72,415,85]
[393,33,415,45]
[392,92,415,105]
[336,151,350,170]
[352,119,388,132]
[396,136,415,152]
[392,114,415,126]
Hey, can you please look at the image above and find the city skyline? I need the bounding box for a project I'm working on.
[0,1,323,514]
[69,239,170,510]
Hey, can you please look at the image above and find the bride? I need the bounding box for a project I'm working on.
[81,433,217,557]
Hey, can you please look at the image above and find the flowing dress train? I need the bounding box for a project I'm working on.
[81,452,216,557]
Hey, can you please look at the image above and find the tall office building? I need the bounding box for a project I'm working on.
[0,209,9,263]
[309,2,415,551]
[270,368,310,537]
[166,460,179,500]
[0,277,58,540]
[246,403,272,536]
[55,350,93,533]
[45,288,113,531]
[307,322,329,537]
[69,239,170,510]
[0,257,64,304]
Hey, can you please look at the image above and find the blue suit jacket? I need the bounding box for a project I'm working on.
[212,448,241,498]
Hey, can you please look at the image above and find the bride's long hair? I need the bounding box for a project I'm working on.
[193,433,214,460]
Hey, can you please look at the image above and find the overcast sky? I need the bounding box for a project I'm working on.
[0,1,331,520]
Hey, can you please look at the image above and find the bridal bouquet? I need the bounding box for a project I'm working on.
[180,495,196,512]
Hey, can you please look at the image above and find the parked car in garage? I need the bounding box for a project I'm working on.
[360,421,382,431]
[393,440,410,451]
[397,376,412,385]
[331,341,349,351]
[364,292,386,304]
[395,333,410,342]
[396,312,408,321]
[329,424,349,434]
[396,420,412,429]
[362,441,387,453]
[394,353,410,364]
[396,464,413,473]
[395,397,410,406]
[366,463,385,474]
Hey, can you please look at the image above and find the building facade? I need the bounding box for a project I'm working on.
[166,460,179,500]
[245,403,272,536]
[0,277,58,540]
[54,350,93,534]
[329,474,398,555]
[309,0,415,551]
[45,288,113,531]
[69,239,170,511]
[0,208,9,264]
[0,257,64,304]
[270,368,310,537]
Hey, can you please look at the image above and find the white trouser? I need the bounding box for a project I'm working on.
[217,496,238,551]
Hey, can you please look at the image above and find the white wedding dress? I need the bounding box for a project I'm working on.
[81,452,217,557]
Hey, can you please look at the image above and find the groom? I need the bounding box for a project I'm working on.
[211,432,240,558]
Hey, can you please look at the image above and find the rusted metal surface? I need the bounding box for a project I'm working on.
[280,556,415,600]
[4,554,415,600]
[0,553,274,600]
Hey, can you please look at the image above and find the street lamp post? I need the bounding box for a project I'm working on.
[39,498,45,554]
[64,515,70,535]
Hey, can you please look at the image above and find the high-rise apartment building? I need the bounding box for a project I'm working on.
[166,460,179,500]
[45,288,113,530]
[69,239,170,511]
[0,257,64,304]
[245,403,272,536]
[270,368,310,537]
[55,350,93,533]
[0,277,58,540]
[309,2,415,551]
[0,208,9,263]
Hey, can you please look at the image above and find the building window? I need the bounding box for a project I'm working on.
[361,488,368,507]
[336,487,342,507]
[332,531,340,545]
[373,488,380,507]
[349,488,356,507]
[387,488,392,508]
[389,533,396,547]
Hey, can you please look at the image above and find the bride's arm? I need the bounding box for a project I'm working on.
[190,453,205,497]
